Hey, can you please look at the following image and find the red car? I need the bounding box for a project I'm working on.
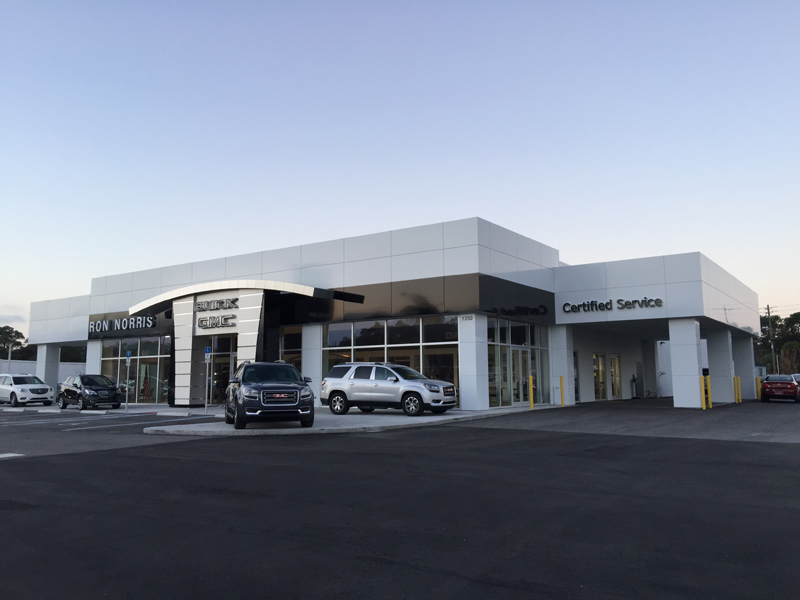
[761,375,800,402]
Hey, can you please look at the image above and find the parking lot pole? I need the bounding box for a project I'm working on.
[706,376,712,408]
[529,375,534,410]
[125,363,130,412]
[204,361,209,415]
[756,377,761,400]
[737,377,741,403]
[560,376,564,407]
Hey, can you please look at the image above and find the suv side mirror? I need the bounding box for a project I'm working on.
[229,377,239,384]
[388,376,398,382]
[304,377,312,383]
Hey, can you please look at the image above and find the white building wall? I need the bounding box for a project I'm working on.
[668,318,704,409]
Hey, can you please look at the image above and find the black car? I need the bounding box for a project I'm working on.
[225,361,314,429]
[58,375,122,410]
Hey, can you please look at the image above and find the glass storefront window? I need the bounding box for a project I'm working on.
[281,326,303,351]
[354,347,385,363]
[386,346,420,371]
[158,357,171,403]
[510,321,528,346]
[487,317,497,344]
[387,318,420,345]
[120,339,139,358]
[488,345,499,407]
[422,344,458,392]
[323,349,351,374]
[102,340,120,359]
[138,357,158,402]
[160,336,172,356]
[325,323,352,348]
[498,319,508,344]
[214,335,232,353]
[101,359,118,384]
[140,337,159,357]
[539,326,548,348]
[354,321,385,347]
[282,351,302,372]
[530,325,538,348]
[422,315,458,343]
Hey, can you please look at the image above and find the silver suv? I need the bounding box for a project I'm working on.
[320,363,457,416]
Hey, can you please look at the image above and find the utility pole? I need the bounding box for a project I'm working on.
[767,305,778,374]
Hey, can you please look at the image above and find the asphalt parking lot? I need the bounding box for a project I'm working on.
[2,400,800,599]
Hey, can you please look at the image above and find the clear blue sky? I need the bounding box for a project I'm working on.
[2,1,798,336]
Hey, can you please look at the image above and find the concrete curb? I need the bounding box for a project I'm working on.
[142,405,551,437]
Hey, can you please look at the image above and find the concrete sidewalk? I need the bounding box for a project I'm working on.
[143,405,541,436]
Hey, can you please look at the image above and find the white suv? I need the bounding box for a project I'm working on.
[320,363,457,416]
[0,374,55,407]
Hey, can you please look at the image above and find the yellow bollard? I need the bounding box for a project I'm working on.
[700,376,706,410]
[560,375,564,407]
[756,377,761,400]
[529,375,534,410]
[733,376,738,403]
[737,377,742,403]
[706,375,712,408]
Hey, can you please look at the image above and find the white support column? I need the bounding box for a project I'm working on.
[549,324,575,406]
[707,329,736,404]
[732,336,757,400]
[36,344,60,391]
[172,298,195,407]
[458,314,488,410]
[86,340,102,375]
[668,318,703,408]
[235,290,264,363]
[301,324,323,406]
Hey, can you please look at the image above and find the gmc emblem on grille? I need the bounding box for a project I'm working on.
[272,394,289,398]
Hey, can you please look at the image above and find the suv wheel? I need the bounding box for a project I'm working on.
[402,393,424,417]
[300,411,314,428]
[233,406,247,430]
[58,394,68,409]
[77,396,86,411]
[10,393,18,407]
[329,393,350,415]
[761,395,770,402]
[224,404,234,424]
[358,407,375,413]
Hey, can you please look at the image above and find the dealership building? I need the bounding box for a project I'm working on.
[28,218,760,410]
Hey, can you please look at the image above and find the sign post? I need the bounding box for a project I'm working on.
[125,351,131,412]
[204,347,211,414]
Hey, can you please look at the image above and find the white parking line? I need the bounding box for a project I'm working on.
[0,453,25,459]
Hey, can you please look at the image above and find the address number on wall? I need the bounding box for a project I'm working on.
[460,315,474,321]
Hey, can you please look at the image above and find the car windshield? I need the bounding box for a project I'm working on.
[82,375,115,387]
[766,375,794,382]
[12,376,44,385]
[242,364,303,384]
[391,366,427,381]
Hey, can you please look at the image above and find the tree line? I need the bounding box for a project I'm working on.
[756,312,800,375]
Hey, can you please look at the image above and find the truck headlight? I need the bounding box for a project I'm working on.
[300,387,313,400]
[85,389,97,396]
[423,383,440,392]
[242,387,259,399]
